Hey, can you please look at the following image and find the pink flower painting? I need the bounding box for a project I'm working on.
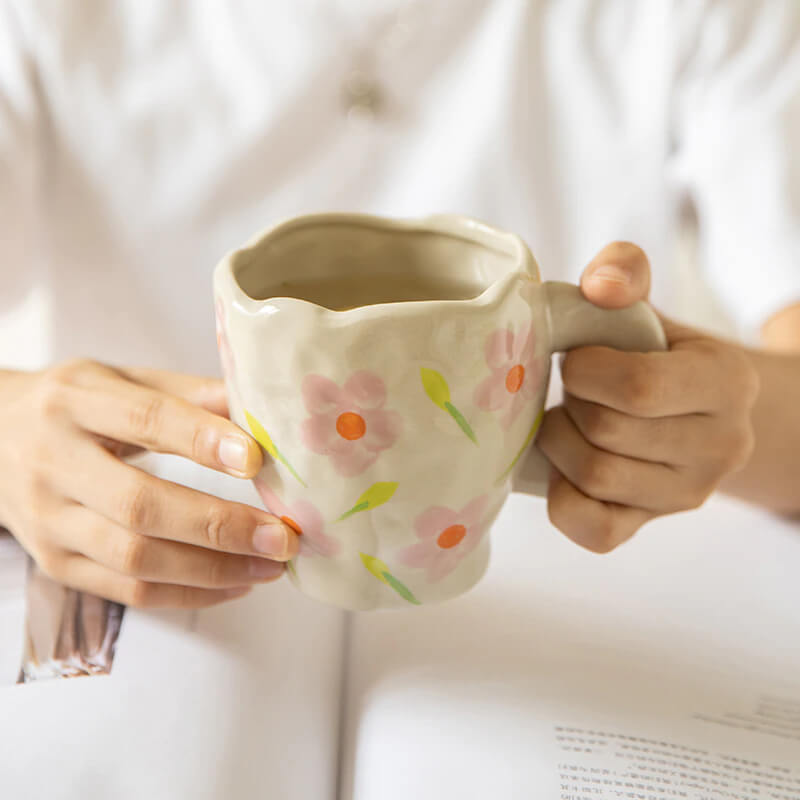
[253,478,340,558]
[215,298,237,384]
[300,371,403,477]
[474,325,542,429]
[396,495,489,582]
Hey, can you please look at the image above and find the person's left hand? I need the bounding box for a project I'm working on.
[536,242,760,553]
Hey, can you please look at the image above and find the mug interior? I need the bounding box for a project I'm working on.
[231,217,521,311]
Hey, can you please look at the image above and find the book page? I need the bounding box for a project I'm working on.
[555,705,800,799]
[340,493,800,798]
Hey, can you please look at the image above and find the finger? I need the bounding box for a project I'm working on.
[50,505,286,588]
[49,440,298,559]
[64,365,262,477]
[560,346,721,417]
[45,550,256,609]
[537,406,686,513]
[547,470,655,553]
[580,241,651,309]
[563,394,710,467]
[119,367,229,417]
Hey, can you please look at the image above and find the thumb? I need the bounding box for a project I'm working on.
[580,241,652,310]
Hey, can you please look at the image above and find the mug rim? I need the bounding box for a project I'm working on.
[214,212,541,321]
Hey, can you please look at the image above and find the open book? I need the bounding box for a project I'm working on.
[337,491,800,797]
[1,474,798,798]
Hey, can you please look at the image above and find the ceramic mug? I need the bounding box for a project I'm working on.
[213,214,666,611]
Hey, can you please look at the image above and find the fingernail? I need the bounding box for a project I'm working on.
[253,523,289,558]
[248,558,285,580]
[589,265,631,285]
[218,435,249,473]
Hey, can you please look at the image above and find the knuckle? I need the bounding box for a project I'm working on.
[117,535,149,577]
[24,471,52,509]
[583,510,621,554]
[577,455,617,498]
[126,579,157,609]
[546,494,574,539]
[37,376,69,418]
[686,483,713,511]
[547,481,622,554]
[184,585,230,608]
[191,425,209,463]
[546,478,577,530]
[54,357,95,381]
[37,359,100,417]
[621,359,662,415]
[128,396,165,448]
[678,472,717,510]
[34,547,65,579]
[119,480,154,532]
[204,556,229,588]
[203,504,238,551]
[580,405,620,449]
[586,531,618,554]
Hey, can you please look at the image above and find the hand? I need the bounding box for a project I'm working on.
[536,242,760,552]
[0,360,298,607]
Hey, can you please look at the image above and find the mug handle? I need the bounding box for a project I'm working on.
[512,281,667,496]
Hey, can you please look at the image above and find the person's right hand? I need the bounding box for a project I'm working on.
[0,360,298,608]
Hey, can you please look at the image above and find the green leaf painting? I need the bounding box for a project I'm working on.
[496,409,544,485]
[360,552,421,605]
[359,552,391,585]
[420,367,450,409]
[337,481,399,521]
[420,368,477,445]
[245,410,307,487]
[382,572,421,605]
[442,401,478,445]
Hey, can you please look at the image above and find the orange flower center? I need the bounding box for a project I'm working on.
[336,412,367,440]
[280,516,303,536]
[505,364,525,393]
[437,524,467,549]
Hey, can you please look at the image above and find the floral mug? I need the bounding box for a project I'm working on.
[213,214,666,611]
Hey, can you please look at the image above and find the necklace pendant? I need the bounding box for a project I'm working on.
[342,69,385,123]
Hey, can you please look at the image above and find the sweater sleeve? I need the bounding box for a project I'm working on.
[670,0,800,341]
